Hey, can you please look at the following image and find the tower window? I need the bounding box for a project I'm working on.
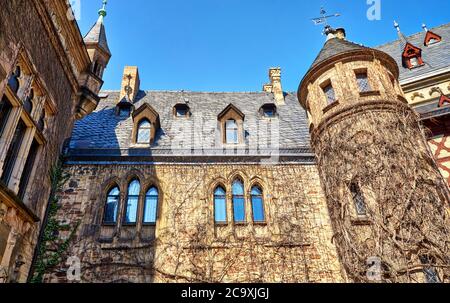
[225,119,239,144]
[322,81,336,105]
[123,179,140,225]
[104,186,120,224]
[232,179,245,223]
[350,183,367,216]
[214,186,227,224]
[355,70,372,92]
[251,186,265,223]
[136,119,152,144]
[143,187,159,224]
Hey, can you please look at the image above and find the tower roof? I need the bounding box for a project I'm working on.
[84,0,111,56]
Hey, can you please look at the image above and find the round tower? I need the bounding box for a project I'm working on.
[298,28,450,282]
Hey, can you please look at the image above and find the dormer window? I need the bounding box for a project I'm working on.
[261,104,277,118]
[173,103,190,118]
[136,119,152,144]
[218,104,245,145]
[321,81,336,105]
[424,31,442,46]
[402,43,424,69]
[410,57,419,67]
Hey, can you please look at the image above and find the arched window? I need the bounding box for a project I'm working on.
[232,179,245,223]
[137,119,152,144]
[214,186,227,223]
[104,186,120,224]
[225,119,239,144]
[350,183,367,216]
[8,66,21,94]
[144,186,158,224]
[23,89,34,115]
[124,179,140,224]
[251,186,265,222]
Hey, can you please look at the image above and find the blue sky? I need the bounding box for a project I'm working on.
[76,0,449,92]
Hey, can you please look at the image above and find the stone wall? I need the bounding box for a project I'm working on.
[44,163,345,283]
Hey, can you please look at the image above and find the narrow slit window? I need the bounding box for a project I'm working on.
[144,187,158,224]
[232,179,245,223]
[214,186,227,224]
[1,120,27,185]
[350,183,367,216]
[18,138,40,200]
[124,179,140,225]
[104,186,120,224]
[0,96,13,137]
[251,186,265,223]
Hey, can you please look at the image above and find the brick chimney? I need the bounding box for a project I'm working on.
[262,67,285,105]
[119,66,140,102]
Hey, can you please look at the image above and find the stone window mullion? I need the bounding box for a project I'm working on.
[0,107,22,172]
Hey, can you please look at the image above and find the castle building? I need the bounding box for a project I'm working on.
[0,1,449,283]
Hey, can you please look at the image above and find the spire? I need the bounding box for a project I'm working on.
[84,0,111,56]
[422,23,428,32]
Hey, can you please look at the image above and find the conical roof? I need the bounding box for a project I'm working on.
[84,2,111,56]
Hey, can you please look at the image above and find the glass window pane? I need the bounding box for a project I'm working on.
[124,180,140,224]
[104,187,119,223]
[144,187,158,224]
[1,120,27,184]
[251,186,265,222]
[137,120,151,143]
[233,196,245,222]
[214,195,227,223]
[356,73,371,92]
[323,84,336,104]
[128,180,140,195]
[232,180,244,195]
[0,96,13,137]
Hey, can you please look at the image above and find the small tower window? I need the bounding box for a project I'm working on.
[136,119,152,144]
[350,183,367,216]
[355,70,372,92]
[322,81,336,105]
[225,119,239,144]
[214,186,227,224]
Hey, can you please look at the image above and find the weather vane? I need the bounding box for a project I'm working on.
[311,7,341,34]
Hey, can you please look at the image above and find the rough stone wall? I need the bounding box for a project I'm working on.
[44,163,345,283]
[429,135,450,187]
[313,103,450,282]
[0,0,78,282]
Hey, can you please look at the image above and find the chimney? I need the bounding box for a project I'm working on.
[266,67,285,105]
[119,66,140,102]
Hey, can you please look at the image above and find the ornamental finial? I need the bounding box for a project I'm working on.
[98,0,107,18]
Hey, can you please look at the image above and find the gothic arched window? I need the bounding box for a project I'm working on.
[136,119,152,144]
[232,179,245,223]
[124,179,140,224]
[214,186,227,224]
[23,89,34,115]
[104,186,120,224]
[8,66,21,94]
[251,185,265,223]
[144,186,158,224]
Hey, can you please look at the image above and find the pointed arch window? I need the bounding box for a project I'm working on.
[350,183,367,216]
[251,186,265,223]
[23,89,34,115]
[1,120,27,184]
[232,179,245,223]
[104,186,120,224]
[214,186,227,224]
[8,66,21,94]
[136,119,152,144]
[124,179,140,225]
[144,186,159,224]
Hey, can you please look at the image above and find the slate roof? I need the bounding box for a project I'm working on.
[309,37,368,71]
[68,91,313,161]
[376,23,450,83]
[84,16,111,55]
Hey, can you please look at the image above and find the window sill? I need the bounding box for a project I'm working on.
[121,223,137,227]
[323,100,339,114]
[359,90,381,97]
[253,221,267,226]
[215,222,228,227]
[142,223,156,227]
[234,222,247,226]
[351,217,371,226]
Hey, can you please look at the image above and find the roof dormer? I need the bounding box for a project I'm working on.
[422,24,442,46]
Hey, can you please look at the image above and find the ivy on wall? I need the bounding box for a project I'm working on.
[30,159,79,283]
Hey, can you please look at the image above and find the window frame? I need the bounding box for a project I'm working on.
[143,186,159,226]
[103,185,121,226]
[350,183,367,217]
[122,179,141,226]
[250,185,266,224]
[225,119,239,144]
[213,185,228,225]
[232,179,246,224]
[136,119,152,144]
[321,80,337,105]
[354,69,372,93]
